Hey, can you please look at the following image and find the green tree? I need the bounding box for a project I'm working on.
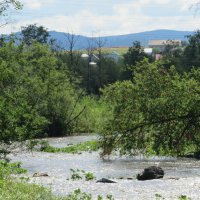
[21,42,79,137]
[0,41,80,158]
[0,42,47,158]
[21,24,50,45]
[160,41,183,72]
[122,41,152,79]
[182,30,200,71]
[100,59,200,157]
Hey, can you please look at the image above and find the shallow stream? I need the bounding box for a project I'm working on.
[9,135,200,200]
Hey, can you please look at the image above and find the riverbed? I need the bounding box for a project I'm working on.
[9,136,200,200]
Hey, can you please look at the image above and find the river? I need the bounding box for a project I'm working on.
[9,135,200,200]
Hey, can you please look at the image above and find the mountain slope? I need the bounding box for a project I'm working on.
[21,29,195,49]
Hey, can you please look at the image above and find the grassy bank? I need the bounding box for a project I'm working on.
[0,179,67,200]
[40,140,100,153]
[0,161,66,200]
[0,161,110,200]
[73,96,112,134]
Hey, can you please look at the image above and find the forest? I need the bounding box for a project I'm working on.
[2,22,200,158]
[1,1,200,199]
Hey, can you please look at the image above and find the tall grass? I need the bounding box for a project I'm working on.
[0,161,66,200]
[0,180,67,200]
[0,161,114,200]
[74,96,112,134]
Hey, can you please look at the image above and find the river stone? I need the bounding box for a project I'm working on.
[137,166,164,181]
[194,151,200,159]
[33,172,49,177]
[96,178,117,183]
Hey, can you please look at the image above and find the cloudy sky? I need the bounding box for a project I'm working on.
[2,0,200,36]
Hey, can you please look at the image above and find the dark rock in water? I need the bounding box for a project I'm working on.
[33,172,49,177]
[137,166,164,181]
[194,151,200,159]
[179,151,200,159]
[96,178,117,183]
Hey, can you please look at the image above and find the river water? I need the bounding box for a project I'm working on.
[9,135,200,200]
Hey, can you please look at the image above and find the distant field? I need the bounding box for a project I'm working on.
[66,46,129,56]
[101,47,128,55]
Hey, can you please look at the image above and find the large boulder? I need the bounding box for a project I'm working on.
[137,166,164,181]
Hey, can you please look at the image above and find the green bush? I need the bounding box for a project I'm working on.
[69,169,95,181]
[100,59,200,157]
[73,96,112,134]
[41,141,99,154]
[66,189,92,200]
[0,41,79,158]
[0,179,67,200]
[0,161,27,179]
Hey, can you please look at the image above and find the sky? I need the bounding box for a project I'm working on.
[2,0,200,36]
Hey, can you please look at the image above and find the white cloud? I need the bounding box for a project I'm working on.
[22,0,42,10]
[21,0,56,10]
[1,0,199,36]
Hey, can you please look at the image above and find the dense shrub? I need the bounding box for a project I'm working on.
[0,42,78,158]
[73,96,112,133]
[100,59,200,156]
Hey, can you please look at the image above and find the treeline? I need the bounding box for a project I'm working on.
[5,24,200,96]
[101,60,200,157]
[0,42,76,144]
[56,29,200,95]
[99,31,200,157]
[2,23,200,157]
[0,26,111,158]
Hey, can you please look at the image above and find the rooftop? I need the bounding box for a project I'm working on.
[149,40,182,46]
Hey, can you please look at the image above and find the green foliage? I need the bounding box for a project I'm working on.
[70,169,95,181]
[38,140,50,151]
[105,195,114,200]
[0,42,48,156]
[100,59,200,156]
[84,172,95,181]
[41,141,99,154]
[59,51,122,95]
[26,140,41,152]
[66,189,114,200]
[182,30,200,71]
[178,195,192,200]
[0,161,110,200]
[0,161,27,179]
[97,195,114,200]
[21,24,50,45]
[122,41,153,79]
[123,41,148,66]
[66,189,92,200]
[155,193,165,199]
[0,159,65,199]
[0,41,80,158]
[70,169,84,180]
[26,139,50,152]
[0,179,67,200]
[74,96,112,133]
[0,179,114,200]
[0,180,114,200]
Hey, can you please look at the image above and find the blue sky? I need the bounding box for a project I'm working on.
[2,0,200,36]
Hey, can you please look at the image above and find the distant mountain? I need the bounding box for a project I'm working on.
[49,29,194,50]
